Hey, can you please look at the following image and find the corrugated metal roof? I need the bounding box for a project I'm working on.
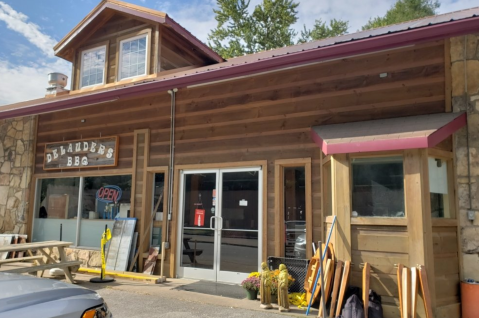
[154,6,479,80]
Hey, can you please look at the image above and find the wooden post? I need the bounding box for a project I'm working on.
[330,154,351,261]
[404,149,436,312]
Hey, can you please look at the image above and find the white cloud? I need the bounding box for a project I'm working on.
[0,59,71,105]
[0,1,57,57]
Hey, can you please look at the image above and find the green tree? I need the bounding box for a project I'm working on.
[207,0,299,58]
[299,19,349,43]
[362,0,440,30]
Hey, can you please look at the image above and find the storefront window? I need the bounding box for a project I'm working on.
[80,175,132,248]
[33,178,80,243]
[352,156,405,217]
[33,175,132,249]
[284,167,306,259]
[428,157,451,218]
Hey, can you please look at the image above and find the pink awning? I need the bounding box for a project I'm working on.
[311,112,466,155]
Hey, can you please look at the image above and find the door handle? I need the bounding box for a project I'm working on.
[217,216,223,231]
[210,216,216,230]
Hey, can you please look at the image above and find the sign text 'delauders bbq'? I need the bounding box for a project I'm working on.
[43,136,119,170]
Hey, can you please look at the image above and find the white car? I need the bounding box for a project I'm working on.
[0,272,112,318]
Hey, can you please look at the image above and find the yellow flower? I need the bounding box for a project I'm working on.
[248,271,260,278]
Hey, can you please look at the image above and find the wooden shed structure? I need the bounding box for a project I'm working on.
[2,1,479,317]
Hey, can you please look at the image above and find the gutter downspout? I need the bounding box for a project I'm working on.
[166,88,178,243]
[464,36,473,213]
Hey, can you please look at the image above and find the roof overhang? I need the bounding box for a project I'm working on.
[53,0,223,63]
[310,112,467,155]
[2,12,479,119]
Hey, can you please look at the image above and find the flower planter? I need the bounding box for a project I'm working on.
[461,280,479,318]
[271,293,278,303]
[245,289,258,300]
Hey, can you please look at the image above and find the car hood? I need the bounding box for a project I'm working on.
[0,273,97,313]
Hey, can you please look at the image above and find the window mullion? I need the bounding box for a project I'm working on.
[75,176,84,246]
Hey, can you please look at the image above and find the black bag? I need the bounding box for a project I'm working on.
[340,294,365,318]
[367,290,383,318]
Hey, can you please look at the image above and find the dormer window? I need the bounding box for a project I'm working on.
[119,34,148,80]
[80,45,106,88]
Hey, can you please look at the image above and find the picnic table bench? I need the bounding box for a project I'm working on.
[0,240,82,284]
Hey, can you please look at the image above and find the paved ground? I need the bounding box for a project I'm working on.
[73,274,313,318]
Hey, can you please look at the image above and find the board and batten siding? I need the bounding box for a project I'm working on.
[34,40,446,275]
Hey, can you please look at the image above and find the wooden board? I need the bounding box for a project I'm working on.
[47,194,69,219]
[318,259,334,317]
[418,265,434,318]
[106,218,137,271]
[143,247,159,275]
[336,260,351,317]
[329,260,343,318]
[411,267,418,318]
[362,262,371,318]
[312,245,332,304]
[402,267,411,318]
[397,264,404,318]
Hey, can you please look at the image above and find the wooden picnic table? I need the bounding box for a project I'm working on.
[0,240,82,284]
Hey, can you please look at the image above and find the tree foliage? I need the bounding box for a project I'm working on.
[299,19,349,43]
[362,0,440,30]
[207,0,299,58]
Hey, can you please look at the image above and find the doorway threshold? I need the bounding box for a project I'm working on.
[172,280,245,299]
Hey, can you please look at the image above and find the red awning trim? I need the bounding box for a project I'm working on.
[310,112,467,155]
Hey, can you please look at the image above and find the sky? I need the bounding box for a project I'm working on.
[0,0,477,106]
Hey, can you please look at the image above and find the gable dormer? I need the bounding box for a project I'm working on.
[53,0,223,91]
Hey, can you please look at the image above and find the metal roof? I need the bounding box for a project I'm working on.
[311,112,467,155]
[1,6,479,119]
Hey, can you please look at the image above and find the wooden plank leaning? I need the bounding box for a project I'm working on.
[306,215,336,316]
[418,265,434,318]
[329,260,344,318]
[402,267,411,318]
[411,267,418,318]
[397,264,404,318]
[335,260,351,317]
[362,262,371,318]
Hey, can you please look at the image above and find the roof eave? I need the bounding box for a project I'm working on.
[3,15,479,120]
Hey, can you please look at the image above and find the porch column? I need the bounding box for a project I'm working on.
[404,149,437,310]
[331,154,352,261]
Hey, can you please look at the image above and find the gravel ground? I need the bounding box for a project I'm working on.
[97,287,299,318]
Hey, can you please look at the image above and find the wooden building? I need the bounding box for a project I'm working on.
[2,1,479,317]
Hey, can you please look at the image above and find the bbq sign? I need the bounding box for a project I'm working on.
[43,136,118,170]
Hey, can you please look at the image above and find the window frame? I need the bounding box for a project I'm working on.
[30,171,134,250]
[350,153,406,219]
[427,148,456,219]
[274,158,312,259]
[79,44,108,89]
[117,31,150,81]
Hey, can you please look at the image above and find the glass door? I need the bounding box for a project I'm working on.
[177,167,262,283]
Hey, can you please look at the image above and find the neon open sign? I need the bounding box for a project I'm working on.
[96,185,122,203]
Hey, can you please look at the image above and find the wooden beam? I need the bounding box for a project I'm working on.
[404,149,437,311]
[444,38,452,112]
[331,154,352,261]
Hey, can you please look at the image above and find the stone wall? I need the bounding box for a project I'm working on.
[0,116,36,235]
[451,34,479,280]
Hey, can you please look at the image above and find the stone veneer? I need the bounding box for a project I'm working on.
[0,116,36,235]
[451,34,479,280]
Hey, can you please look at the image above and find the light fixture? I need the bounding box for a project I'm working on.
[379,73,388,78]
[81,119,86,123]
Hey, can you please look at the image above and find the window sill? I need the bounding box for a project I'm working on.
[351,217,407,226]
[431,218,457,227]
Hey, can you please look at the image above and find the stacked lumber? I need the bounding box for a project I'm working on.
[396,264,433,318]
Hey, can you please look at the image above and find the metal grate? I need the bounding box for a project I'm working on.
[268,256,310,293]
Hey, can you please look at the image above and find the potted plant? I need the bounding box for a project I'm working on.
[241,275,260,300]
